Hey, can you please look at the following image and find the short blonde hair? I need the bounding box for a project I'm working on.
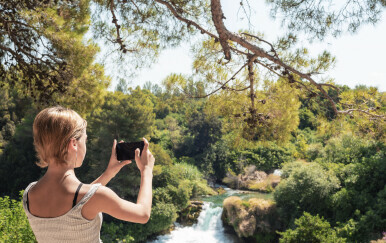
[33,106,87,168]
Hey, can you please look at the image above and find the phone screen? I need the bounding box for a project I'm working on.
[116,141,145,161]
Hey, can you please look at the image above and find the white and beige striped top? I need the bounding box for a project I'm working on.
[22,182,103,243]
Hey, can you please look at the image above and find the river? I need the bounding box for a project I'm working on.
[147,187,273,243]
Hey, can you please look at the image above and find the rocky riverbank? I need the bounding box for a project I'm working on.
[221,196,281,242]
[222,165,281,192]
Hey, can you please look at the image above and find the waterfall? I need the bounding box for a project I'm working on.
[147,187,272,243]
[147,202,240,243]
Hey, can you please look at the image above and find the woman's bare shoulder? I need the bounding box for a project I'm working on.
[81,184,121,219]
[89,184,118,201]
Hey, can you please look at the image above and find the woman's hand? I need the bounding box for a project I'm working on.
[106,139,132,177]
[91,140,131,185]
[135,138,154,172]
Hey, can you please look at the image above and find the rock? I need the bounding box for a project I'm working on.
[217,186,226,195]
[239,215,256,237]
[253,171,268,181]
[222,166,281,192]
[269,174,281,188]
[222,196,281,239]
[248,174,281,192]
[177,200,203,226]
[190,200,204,206]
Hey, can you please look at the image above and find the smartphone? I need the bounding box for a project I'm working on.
[116,141,145,161]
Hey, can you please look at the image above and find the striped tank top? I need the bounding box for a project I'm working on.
[22,182,103,243]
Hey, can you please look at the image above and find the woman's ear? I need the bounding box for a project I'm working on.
[68,138,78,152]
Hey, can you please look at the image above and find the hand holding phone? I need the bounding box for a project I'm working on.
[134,138,155,172]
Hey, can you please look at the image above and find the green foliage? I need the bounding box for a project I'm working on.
[101,222,135,243]
[154,163,215,199]
[279,212,346,243]
[267,0,386,40]
[205,79,301,143]
[1,0,110,107]
[83,88,156,199]
[102,202,178,243]
[276,132,385,242]
[0,192,36,242]
[323,134,381,165]
[202,140,233,180]
[339,86,385,140]
[274,162,340,226]
[0,86,35,155]
[152,114,185,154]
[298,108,318,130]
[329,150,386,242]
[210,139,294,183]
[1,2,384,243]
[141,202,178,236]
[154,163,215,209]
[149,143,173,166]
[253,232,276,243]
[304,142,324,161]
[234,142,294,172]
[0,113,44,198]
[180,108,222,158]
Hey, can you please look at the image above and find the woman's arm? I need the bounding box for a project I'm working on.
[90,138,154,223]
[91,139,131,186]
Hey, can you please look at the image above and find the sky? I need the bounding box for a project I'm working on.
[108,0,386,92]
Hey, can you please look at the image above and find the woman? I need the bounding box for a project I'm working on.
[22,106,154,242]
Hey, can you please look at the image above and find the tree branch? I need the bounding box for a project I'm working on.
[209,3,339,115]
[254,59,316,94]
[317,82,340,91]
[241,32,279,58]
[154,0,218,39]
[110,0,136,53]
[154,0,381,119]
[188,62,249,98]
[338,108,385,118]
[211,0,231,60]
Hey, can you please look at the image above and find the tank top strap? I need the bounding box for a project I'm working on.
[22,181,37,215]
[73,183,102,209]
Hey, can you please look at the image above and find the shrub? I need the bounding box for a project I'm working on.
[101,202,178,243]
[279,212,346,243]
[155,164,215,210]
[154,163,215,197]
[165,182,192,210]
[248,174,280,193]
[139,202,178,239]
[235,142,294,172]
[222,171,239,189]
[150,143,173,166]
[202,140,233,180]
[274,162,340,226]
[0,192,36,242]
[324,134,381,164]
[305,143,325,161]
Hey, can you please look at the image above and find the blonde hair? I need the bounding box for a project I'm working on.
[33,106,87,168]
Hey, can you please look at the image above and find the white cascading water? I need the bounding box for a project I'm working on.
[273,169,282,176]
[148,202,239,243]
[147,185,273,243]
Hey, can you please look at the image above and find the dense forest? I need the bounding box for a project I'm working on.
[1,79,385,242]
[1,0,385,242]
